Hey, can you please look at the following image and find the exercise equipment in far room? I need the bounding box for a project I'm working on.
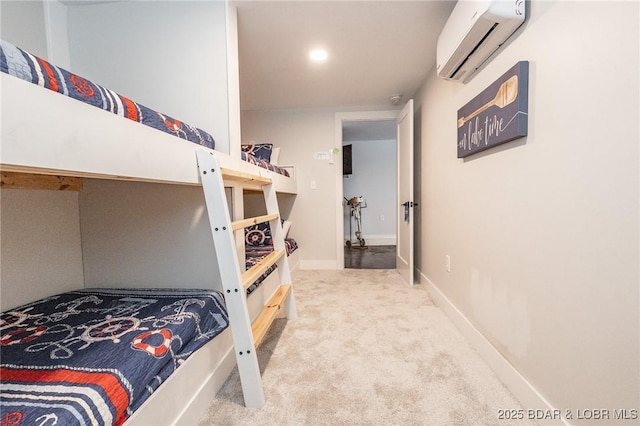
[345,196,367,248]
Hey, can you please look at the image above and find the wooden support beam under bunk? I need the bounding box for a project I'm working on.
[1,171,83,191]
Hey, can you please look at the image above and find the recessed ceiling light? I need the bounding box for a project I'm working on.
[309,49,328,63]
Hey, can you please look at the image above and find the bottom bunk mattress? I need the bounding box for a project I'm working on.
[245,238,298,295]
[0,288,228,426]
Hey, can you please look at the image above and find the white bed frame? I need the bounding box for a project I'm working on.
[1,70,299,423]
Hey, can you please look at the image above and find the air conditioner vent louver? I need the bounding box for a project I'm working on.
[449,23,499,79]
[437,0,525,83]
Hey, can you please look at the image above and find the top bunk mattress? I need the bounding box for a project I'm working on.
[0,40,215,150]
[0,40,297,193]
[241,151,290,178]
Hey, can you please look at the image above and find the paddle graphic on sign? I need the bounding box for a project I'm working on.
[457,61,529,158]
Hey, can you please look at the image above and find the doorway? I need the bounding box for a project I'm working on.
[336,113,398,269]
[344,245,396,269]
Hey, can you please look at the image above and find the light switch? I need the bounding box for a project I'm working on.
[313,152,330,160]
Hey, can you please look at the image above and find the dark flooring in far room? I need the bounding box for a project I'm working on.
[344,245,396,269]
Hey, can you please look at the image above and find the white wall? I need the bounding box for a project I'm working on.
[0,0,48,58]
[242,109,338,269]
[343,139,397,245]
[0,190,84,311]
[415,0,639,421]
[79,179,222,290]
[66,1,231,153]
[0,180,226,311]
[43,0,70,69]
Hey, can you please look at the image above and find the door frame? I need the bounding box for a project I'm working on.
[396,99,415,285]
[334,110,400,269]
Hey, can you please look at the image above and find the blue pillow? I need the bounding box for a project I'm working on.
[241,143,273,162]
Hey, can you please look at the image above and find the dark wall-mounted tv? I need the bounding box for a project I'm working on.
[343,144,352,175]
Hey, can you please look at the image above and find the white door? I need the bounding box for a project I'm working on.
[396,100,414,285]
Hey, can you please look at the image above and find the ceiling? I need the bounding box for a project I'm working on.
[235,1,456,111]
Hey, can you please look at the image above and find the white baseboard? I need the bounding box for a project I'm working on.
[300,259,337,270]
[417,269,568,426]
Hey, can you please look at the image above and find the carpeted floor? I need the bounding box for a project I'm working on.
[197,269,534,425]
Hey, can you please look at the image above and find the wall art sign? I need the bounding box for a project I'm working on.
[457,61,529,158]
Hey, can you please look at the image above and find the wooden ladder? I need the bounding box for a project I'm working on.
[195,150,297,408]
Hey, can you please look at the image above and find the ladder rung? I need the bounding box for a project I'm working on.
[252,284,292,347]
[232,213,279,231]
[221,167,272,186]
[242,249,285,291]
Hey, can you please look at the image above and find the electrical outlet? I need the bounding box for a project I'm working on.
[445,255,451,273]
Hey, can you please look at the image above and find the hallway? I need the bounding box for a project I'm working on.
[344,245,396,269]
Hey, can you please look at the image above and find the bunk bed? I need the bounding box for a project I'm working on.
[0,39,298,424]
[0,241,299,425]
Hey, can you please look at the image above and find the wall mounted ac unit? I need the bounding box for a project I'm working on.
[436,0,525,83]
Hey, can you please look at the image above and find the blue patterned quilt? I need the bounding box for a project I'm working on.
[0,39,215,149]
[245,238,298,295]
[241,151,291,178]
[0,288,228,425]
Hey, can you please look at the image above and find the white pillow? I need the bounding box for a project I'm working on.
[282,220,292,237]
[271,147,281,165]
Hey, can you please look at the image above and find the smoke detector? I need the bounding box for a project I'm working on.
[389,94,403,105]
